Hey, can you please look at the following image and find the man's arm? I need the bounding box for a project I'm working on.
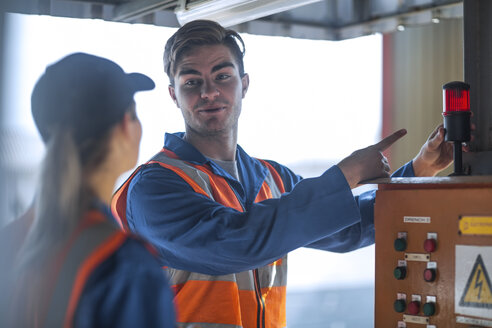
[337,129,407,188]
[126,126,453,274]
[305,161,415,252]
[307,123,459,252]
[127,163,362,275]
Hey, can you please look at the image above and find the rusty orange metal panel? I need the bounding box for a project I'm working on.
[375,181,492,328]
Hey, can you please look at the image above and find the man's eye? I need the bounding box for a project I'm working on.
[184,80,200,86]
[216,74,230,80]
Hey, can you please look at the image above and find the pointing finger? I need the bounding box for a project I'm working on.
[374,129,407,151]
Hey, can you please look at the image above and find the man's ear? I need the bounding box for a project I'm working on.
[241,73,250,98]
[169,85,179,107]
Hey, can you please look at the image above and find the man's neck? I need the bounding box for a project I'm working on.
[184,129,238,161]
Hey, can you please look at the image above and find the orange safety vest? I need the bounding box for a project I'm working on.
[11,211,128,328]
[112,148,287,328]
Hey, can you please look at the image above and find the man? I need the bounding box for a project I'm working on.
[112,20,455,328]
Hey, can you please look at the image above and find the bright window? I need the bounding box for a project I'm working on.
[2,13,381,327]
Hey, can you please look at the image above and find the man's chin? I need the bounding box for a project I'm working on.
[200,127,231,137]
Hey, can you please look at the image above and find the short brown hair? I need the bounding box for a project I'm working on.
[163,20,246,86]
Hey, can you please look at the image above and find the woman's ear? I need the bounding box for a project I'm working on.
[115,106,140,146]
[115,111,132,137]
[108,110,141,174]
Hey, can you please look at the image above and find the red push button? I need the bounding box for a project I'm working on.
[424,268,437,282]
[424,239,437,252]
[407,301,420,315]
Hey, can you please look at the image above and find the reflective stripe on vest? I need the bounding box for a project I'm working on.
[112,166,143,230]
[112,148,287,328]
[43,211,128,328]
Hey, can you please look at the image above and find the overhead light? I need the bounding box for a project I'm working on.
[396,24,405,31]
[175,0,323,27]
[431,9,441,24]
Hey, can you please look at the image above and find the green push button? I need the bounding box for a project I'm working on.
[394,238,407,251]
[423,302,436,316]
[394,266,407,280]
[394,299,406,313]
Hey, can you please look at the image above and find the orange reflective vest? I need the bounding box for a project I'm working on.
[112,148,287,328]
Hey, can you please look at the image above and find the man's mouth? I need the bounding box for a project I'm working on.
[198,106,225,113]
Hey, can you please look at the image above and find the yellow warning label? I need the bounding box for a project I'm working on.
[459,216,492,236]
[459,254,492,308]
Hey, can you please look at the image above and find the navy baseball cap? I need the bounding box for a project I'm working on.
[31,52,155,143]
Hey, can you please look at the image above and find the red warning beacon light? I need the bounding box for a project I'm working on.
[443,82,470,115]
[442,81,471,175]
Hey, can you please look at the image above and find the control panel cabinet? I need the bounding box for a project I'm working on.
[375,177,492,328]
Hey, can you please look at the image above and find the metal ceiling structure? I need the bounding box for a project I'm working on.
[3,0,463,41]
[2,0,491,170]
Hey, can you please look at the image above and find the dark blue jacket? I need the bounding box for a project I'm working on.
[75,204,176,328]
[1,203,175,328]
[126,132,415,275]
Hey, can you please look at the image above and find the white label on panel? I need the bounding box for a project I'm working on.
[398,231,408,239]
[427,232,437,240]
[404,216,431,223]
[403,314,429,324]
[397,293,407,301]
[426,296,436,303]
[427,261,437,269]
[456,315,492,327]
[405,253,430,262]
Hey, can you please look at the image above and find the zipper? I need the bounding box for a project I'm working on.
[253,269,266,328]
[227,179,265,328]
[226,178,246,211]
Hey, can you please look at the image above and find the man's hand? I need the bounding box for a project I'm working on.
[337,129,407,189]
[412,124,473,177]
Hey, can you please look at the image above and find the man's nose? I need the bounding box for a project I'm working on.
[201,80,219,100]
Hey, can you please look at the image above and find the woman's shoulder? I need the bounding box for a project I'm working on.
[75,236,175,327]
[110,236,162,270]
[86,207,162,272]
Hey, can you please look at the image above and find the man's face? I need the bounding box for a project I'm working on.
[169,44,249,138]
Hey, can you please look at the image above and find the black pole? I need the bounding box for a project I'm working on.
[453,141,463,175]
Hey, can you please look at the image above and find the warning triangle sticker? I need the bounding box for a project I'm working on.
[459,254,492,308]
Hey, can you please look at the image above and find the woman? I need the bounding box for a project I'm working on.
[7,53,175,327]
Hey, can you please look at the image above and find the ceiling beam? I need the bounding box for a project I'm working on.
[112,0,176,22]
